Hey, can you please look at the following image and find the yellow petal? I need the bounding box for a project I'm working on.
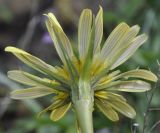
[5,46,69,85]
[46,15,78,80]
[8,70,39,86]
[46,13,73,64]
[114,69,158,82]
[78,9,92,59]
[107,80,151,92]
[104,25,140,69]
[11,87,55,99]
[46,13,62,29]
[94,6,103,53]
[37,99,67,118]
[55,66,70,80]
[97,70,121,86]
[50,102,71,121]
[100,23,129,63]
[95,91,126,102]
[8,70,61,89]
[95,99,119,121]
[105,99,136,119]
[111,34,148,69]
[5,46,54,74]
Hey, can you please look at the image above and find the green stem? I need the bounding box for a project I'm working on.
[71,80,94,133]
[74,99,94,133]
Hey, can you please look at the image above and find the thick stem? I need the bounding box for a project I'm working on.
[74,99,94,133]
[71,80,94,133]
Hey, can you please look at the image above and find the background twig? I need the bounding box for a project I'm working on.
[142,61,160,133]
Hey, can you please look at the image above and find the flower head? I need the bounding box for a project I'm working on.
[5,6,157,122]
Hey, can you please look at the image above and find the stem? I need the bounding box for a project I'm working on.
[142,63,160,133]
[74,99,94,133]
[71,80,94,133]
[142,61,160,133]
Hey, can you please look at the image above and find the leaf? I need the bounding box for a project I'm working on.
[11,87,55,99]
[78,9,92,60]
[104,99,136,119]
[111,34,148,69]
[114,69,158,82]
[107,80,151,92]
[5,46,68,85]
[50,102,71,121]
[94,6,103,53]
[95,99,119,121]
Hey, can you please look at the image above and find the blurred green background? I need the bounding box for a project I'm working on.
[0,0,160,133]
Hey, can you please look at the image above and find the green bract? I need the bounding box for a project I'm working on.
[5,6,157,132]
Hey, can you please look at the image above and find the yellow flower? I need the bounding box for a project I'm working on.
[5,6,157,130]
